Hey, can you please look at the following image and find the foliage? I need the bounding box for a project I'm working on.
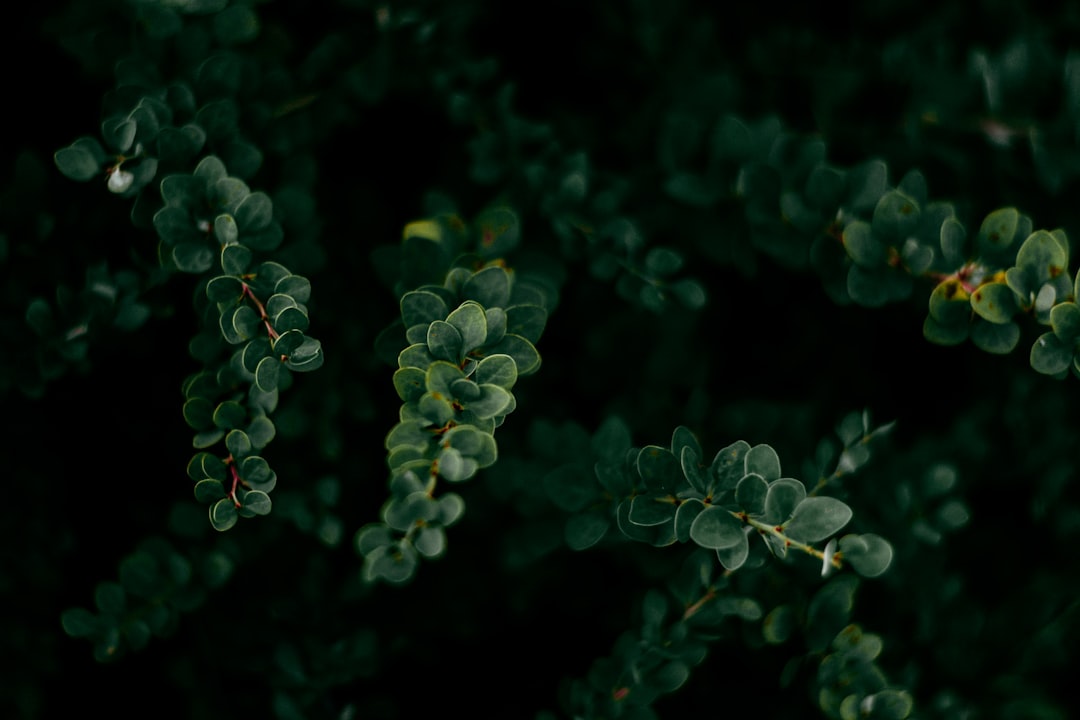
[3,1,1079,718]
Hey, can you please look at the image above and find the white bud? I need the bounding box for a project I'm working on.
[821,537,837,578]
[107,167,135,194]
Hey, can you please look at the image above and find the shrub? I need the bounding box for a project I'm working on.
[3,1,1077,718]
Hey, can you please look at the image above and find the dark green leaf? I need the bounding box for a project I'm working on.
[463,265,511,308]
[971,318,1020,354]
[55,141,104,181]
[275,275,311,304]
[629,494,677,526]
[206,275,244,303]
[255,356,281,392]
[565,511,609,550]
[241,489,271,515]
[194,478,227,503]
[484,334,540,375]
[225,429,252,458]
[173,242,215,274]
[871,189,920,242]
[61,607,101,638]
[221,242,250,275]
[212,400,246,430]
[235,191,273,232]
[505,305,547,344]
[210,498,239,531]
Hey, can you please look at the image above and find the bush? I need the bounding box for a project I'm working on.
[3,1,1077,718]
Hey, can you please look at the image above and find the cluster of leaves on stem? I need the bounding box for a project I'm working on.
[356,208,558,583]
[52,6,323,531]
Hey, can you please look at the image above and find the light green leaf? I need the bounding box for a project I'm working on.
[689,506,745,549]
[839,533,894,577]
[782,496,852,542]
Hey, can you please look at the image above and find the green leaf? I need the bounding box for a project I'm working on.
[206,275,244,303]
[427,321,463,363]
[689,506,745,550]
[212,400,246,429]
[745,444,781,481]
[61,607,101,638]
[1031,332,1073,375]
[385,420,434,453]
[483,334,541,375]
[188,452,226,481]
[674,498,706,542]
[225,429,252,458]
[928,279,971,324]
[413,526,446,558]
[971,319,1020,354]
[255,356,281,392]
[183,397,215,431]
[637,445,680,492]
[862,690,914,720]
[467,384,513,419]
[214,214,239,247]
[275,275,311,304]
[783,496,852,542]
[544,464,597,513]
[241,337,272,373]
[173,242,215,274]
[446,301,488,355]
[716,529,750,571]
[923,315,969,346]
[211,177,250,213]
[1051,301,1080,342]
[763,478,807,524]
[710,440,751,494]
[762,605,796,644]
[221,243,251,275]
[463,266,511,308]
[213,4,260,46]
[735,473,768,515]
[839,534,893,577]
[505,305,548,344]
[393,367,427,402]
[842,220,886,267]
[55,139,105,181]
[94,582,126,614]
[871,190,920,242]
[970,282,1019,323]
[1013,229,1068,287]
[240,455,274,486]
[210,498,239,531]
[154,207,201,246]
[978,206,1020,250]
[194,478,227,503]
[592,415,631,463]
[474,353,518,389]
[272,306,309,334]
[241,490,272,515]
[629,494,677,526]
[565,511,609,550]
[234,191,273,232]
[940,217,967,266]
